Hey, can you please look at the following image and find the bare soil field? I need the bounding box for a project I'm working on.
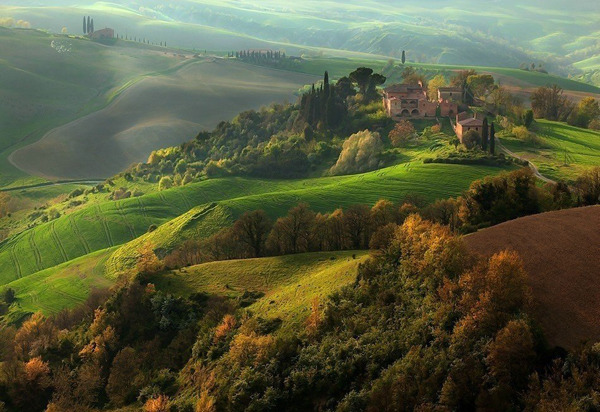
[465,206,600,349]
[9,59,316,179]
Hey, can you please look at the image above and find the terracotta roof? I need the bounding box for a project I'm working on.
[458,117,484,127]
[384,83,424,93]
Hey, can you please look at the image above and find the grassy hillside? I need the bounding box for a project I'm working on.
[10,58,316,180]
[151,251,368,331]
[0,162,510,285]
[499,120,600,181]
[4,1,599,72]
[2,247,116,324]
[0,28,184,187]
[0,28,318,184]
[465,206,600,349]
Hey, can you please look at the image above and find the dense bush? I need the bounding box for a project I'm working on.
[329,130,384,175]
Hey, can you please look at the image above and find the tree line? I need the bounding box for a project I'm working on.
[531,85,600,129]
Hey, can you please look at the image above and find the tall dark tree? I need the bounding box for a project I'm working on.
[90,18,94,33]
[402,50,406,65]
[87,16,91,34]
[490,122,496,155]
[324,71,330,99]
[482,117,489,151]
[83,16,86,34]
[349,67,374,95]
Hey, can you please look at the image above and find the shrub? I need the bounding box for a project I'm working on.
[330,130,384,175]
[462,130,481,150]
[389,120,416,147]
[158,176,173,191]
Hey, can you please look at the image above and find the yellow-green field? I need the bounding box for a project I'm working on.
[151,251,368,331]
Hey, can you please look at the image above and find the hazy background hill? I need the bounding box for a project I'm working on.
[2,0,599,76]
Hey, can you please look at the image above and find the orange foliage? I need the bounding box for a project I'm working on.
[195,390,217,412]
[214,314,237,342]
[14,312,57,359]
[24,356,50,385]
[136,242,164,276]
[305,297,322,336]
[227,332,275,367]
[389,120,416,147]
[144,395,170,412]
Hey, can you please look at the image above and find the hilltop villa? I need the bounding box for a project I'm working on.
[455,112,487,142]
[90,28,114,40]
[383,82,460,119]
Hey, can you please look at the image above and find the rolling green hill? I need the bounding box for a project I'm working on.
[0,28,317,185]
[0,162,510,287]
[499,120,600,181]
[4,0,599,73]
[151,250,368,331]
[0,27,183,187]
[2,247,116,323]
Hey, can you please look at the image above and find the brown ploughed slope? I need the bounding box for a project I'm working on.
[464,206,600,350]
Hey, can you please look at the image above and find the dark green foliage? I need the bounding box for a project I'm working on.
[490,122,496,154]
[402,50,406,64]
[524,109,534,128]
[3,288,15,304]
[83,16,86,34]
[482,117,489,151]
[531,85,574,121]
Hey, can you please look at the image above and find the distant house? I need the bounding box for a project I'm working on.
[383,82,460,120]
[438,86,463,103]
[90,28,114,40]
[455,112,487,142]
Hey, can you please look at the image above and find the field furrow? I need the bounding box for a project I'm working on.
[50,222,69,263]
[95,205,114,247]
[28,231,42,272]
[69,216,91,254]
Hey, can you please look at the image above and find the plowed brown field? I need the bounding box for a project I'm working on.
[465,206,600,349]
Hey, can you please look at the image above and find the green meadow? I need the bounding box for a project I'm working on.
[151,251,368,332]
[0,161,510,286]
[499,120,600,181]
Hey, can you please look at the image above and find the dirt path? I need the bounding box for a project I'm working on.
[496,138,556,184]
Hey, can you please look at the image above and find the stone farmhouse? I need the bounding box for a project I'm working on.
[90,28,114,40]
[383,82,460,120]
[455,112,487,142]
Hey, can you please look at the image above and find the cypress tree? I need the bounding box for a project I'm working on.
[402,50,406,65]
[87,16,91,33]
[482,117,489,151]
[90,18,94,33]
[490,123,496,155]
[83,16,86,34]
[324,71,330,99]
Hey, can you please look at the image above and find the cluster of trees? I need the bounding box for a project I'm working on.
[531,85,600,129]
[82,16,94,35]
[124,67,393,186]
[298,71,351,131]
[6,208,600,410]
[159,166,600,273]
[231,50,285,60]
[519,62,549,74]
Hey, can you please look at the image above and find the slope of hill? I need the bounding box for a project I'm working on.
[465,206,600,349]
[0,28,183,187]
[499,120,600,181]
[1,248,116,324]
[0,162,509,285]
[4,1,599,73]
[151,251,368,331]
[9,58,317,179]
